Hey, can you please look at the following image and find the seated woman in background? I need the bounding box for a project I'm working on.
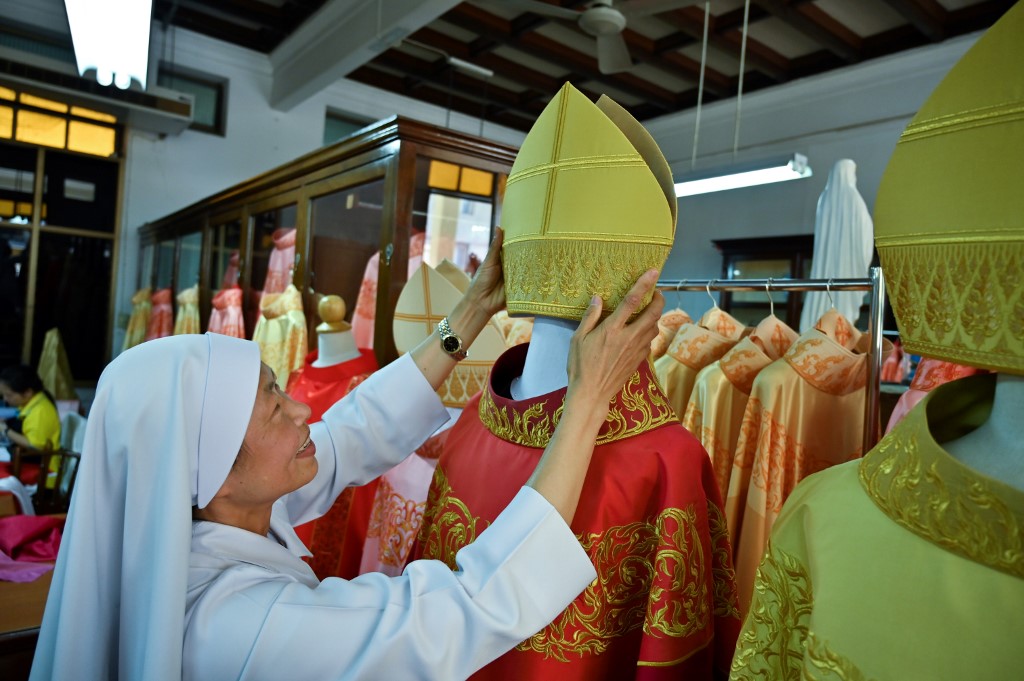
[0,364,62,487]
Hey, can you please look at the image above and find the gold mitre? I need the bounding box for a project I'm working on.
[501,82,676,320]
[874,3,1023,374]
[393,262,507,407]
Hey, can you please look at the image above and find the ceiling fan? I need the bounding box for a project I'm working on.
[498,0,706,74]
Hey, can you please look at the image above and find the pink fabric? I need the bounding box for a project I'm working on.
[0,551,53,582]
[351,232,425,351]
[0,514,64,561]
[144,288,173,341]
[208,288,245,338]
[885,357,987,434]
[221,250,240,290]
[263,228,296,296]
[880,340,906,383]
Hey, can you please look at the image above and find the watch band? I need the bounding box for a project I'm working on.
[438,316,468,361]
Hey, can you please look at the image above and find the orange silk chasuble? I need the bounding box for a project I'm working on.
[287,349,378,578]
[725,310,888,614]
[654,307,746,421]
[683,316,799,497]
[416,344,741,680]
[650,308,692,361]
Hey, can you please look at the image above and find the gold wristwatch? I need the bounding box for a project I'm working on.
[438,316,468,361]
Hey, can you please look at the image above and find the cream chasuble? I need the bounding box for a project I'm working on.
[730,374,1024,680]
[683,315,798,496]
[251,284,308,389]
[122,288,152,351]
[37,328,76,401]
[174,285,201,335]
[654,307,746,420]
[726,310,889,614]
[651,308,693,360]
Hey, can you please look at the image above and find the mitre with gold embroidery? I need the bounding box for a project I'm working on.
[393,261,507,407]
[501,82,676,320]
[874,2,1023,374]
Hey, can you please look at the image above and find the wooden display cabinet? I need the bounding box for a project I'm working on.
[137,117,516,365]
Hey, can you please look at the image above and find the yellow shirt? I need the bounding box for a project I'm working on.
[19,392,61,488]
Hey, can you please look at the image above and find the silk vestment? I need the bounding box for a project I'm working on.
[417,344,741,680]
[654,307,746,421]
[208,287,244,339]
[730,374,1024,680]
[122,288,151,351]
[726,310,887,614]
[144,287,173,342]
[174,285,201,335]
[683,315,798,496]
[251,284,308,389]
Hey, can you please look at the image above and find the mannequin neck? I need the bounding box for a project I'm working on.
[944,373,1024,491]
[510,316,576,400]
[313,330,361,367]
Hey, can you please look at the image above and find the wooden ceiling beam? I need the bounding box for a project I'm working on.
[444,4,677,111]
[166,4,278,52]
[945,0,1018,34]
[752,0,860,63]
[714,4,771,32]
[878,0,947,41]
[860,25,928,60]
[348,64,535,131]
[660,8,790,83]
[375,49,546,120]
[619,28,732,96]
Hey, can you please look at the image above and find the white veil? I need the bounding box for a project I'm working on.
[799,159,874,331]
[30,333,260,680]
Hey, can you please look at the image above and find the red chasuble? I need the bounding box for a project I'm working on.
[416,344,741,680]
[287,348,378,579]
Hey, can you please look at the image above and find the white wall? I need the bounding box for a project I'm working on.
[645,32,978,318]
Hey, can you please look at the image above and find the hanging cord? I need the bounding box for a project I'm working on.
[732,0,751,159]
[690,1,711,170]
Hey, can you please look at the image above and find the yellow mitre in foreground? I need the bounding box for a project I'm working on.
[874,3,1023,374]
[393,261,507,407]
[501,82,676,320]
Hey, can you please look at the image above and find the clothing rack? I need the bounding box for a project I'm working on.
[655,266,886,452]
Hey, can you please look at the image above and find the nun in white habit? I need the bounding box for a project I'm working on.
[799,158,874,331]
[28,237,666,681]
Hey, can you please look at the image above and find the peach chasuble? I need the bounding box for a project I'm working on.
[726,310,885,614]
[651,307,693,361]
[683,315,798,497]
[144,287,173,341]
[417,344,741,680]
[287,348,379,579]
[207,287,244,338]
[730,375,1024,680]
[251,284,308,390]
[654,307,745,420]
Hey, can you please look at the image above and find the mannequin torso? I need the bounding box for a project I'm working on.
[509,317,575,400]
[944,373,1024,491]
[312,330,361,367]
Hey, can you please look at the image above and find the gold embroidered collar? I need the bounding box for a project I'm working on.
[665,307,746,370]
[859,373,1024,580]
[479,343,676,448]
[783,328,873,396]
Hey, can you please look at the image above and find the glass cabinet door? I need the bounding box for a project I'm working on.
[308,179,386,330]
[209,219,241,291]
[154,238,176,292]
[176,231,203,292]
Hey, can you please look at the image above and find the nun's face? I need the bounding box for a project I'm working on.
[225,363,316,506]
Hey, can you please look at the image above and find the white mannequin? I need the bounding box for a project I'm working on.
[944,373,1024,491]
[509,317,576,400]
[311,295,361,368]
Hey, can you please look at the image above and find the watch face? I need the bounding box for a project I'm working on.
[442,335,461,353]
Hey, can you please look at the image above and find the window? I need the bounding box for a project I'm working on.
[324,111,372,146]
[0,86,119,157]
[157,63,227,136]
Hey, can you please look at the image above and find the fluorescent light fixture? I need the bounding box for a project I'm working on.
[674,154,812,197]
[64,0,154,90]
